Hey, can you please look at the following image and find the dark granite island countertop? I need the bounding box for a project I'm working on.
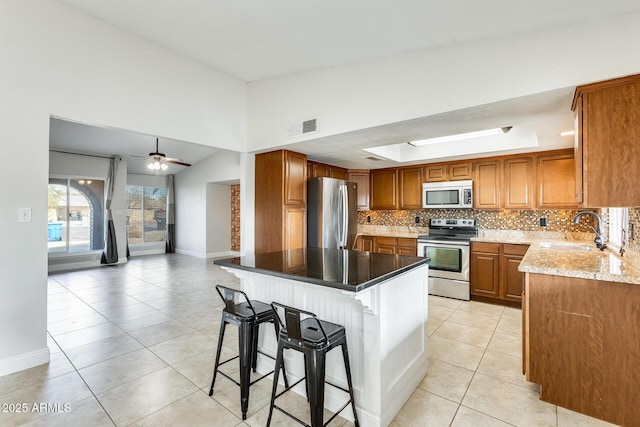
[214,247,429,292]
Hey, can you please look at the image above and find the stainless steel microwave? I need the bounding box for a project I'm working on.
[422,180,473,209]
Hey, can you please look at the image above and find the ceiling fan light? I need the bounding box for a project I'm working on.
[160,163,168,171]
[147,163,155,170]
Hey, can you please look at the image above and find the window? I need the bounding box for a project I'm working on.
[608,207,629,247]
[48,178,105,253]
[126,186,167,244]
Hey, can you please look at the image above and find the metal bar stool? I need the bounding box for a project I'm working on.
[208,285,288,420]
[267,302,360,427]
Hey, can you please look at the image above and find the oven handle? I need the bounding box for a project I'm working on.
[418,241,470,250]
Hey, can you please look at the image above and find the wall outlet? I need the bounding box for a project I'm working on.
[415,216,420,224]
[367,215,371,223]
[539,217,547,227]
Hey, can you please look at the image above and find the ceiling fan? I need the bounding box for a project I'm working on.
[145,138,191,171]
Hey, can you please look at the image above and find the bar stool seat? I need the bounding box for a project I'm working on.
[208,285,287,420]
[267,302,360,427]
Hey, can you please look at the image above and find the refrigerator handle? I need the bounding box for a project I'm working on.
[340,184,348,247]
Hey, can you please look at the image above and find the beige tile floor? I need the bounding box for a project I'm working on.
[0,254,618,426]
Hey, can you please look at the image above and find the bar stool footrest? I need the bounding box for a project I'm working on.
[272,405,312,427]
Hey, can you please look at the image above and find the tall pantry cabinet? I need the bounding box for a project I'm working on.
[255,150,307,254]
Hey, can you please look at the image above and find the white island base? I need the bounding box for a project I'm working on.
[221,264,429,427]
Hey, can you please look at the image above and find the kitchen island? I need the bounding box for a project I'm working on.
[519,242,640,426]
[215,247,429,427]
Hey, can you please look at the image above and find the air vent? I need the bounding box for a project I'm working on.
[364,156,384,161]
[288,118,318,138]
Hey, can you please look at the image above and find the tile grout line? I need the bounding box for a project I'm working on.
[46,333,118,427]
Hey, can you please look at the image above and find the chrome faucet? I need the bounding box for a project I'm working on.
[573,211,606,250]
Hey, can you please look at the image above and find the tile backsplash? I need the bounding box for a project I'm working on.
[628,207,640,253]
[358,207,640,252]
[231,184,240,251]
[358,209,600,233]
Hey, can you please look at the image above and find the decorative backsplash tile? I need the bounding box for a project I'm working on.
[231,184,240,251]
[628,207,640,253]
[357,208,602,233]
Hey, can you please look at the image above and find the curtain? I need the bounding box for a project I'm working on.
[166,174,176,253]
[101,157,119,264]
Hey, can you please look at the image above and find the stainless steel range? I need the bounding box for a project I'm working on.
[417,218,477,301]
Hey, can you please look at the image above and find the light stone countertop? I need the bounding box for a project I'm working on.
[518,242,640,285]
[474,229,640,285]
[472,229,596,245]
[356,225,428,239]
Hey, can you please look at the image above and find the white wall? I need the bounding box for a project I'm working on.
[127,174,167,188]
[206,184,232,256]
[247,13,640,151]
[174,150,241,257]
[0,0,246,375]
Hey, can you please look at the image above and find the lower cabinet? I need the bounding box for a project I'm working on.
[355,236,417,256]
[374,236,397,254]
[470,242,500,298]
[470,242,529,305]
[355,235,374,252]
[396,238,418,256]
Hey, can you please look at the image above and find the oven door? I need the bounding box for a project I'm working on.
[417,240,469,281]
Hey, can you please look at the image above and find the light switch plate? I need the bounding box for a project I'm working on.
[18,207,32,223]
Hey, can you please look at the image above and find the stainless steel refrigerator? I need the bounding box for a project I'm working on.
[307,177,358,250]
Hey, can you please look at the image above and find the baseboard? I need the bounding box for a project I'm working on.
[129,248,165,257]
[0,347,50,377]
[206,251,240,259]
[48,260,100,272]
[175,248,206,258]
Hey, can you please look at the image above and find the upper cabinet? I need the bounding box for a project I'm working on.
[424,162,472,182]
[347,170,370,211]
[398,167,423,210]
[307,160,348,181]
[474,160,502,209]
[504,157,534,210]
[370,169,398,210]
[573,74,640,207]
[537,151,578,209]
[285,151,307,206]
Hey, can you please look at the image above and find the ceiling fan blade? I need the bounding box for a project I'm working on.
[165,159,191,167]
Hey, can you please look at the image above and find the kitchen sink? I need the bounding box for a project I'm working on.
[539,242,594,251]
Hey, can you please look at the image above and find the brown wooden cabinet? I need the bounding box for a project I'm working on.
[358,236,417,255]
[471,241,529,305]
[474,160,501,209]
[536,151,578,209]
[308,160,348,180]
[348,170,370,211]
[573,73,640,207]
[523,272,640,425]
[255,150,307,253]
[396,238,418,256]
[424,162,472,182]
[355,235,374,252]
[501,244,528,302]
[504,157,534,209]
[374,236,397,254]
[285,151,307,206]
[470,242,500,298]
[370,169,398,210]
[398,167,423,210]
